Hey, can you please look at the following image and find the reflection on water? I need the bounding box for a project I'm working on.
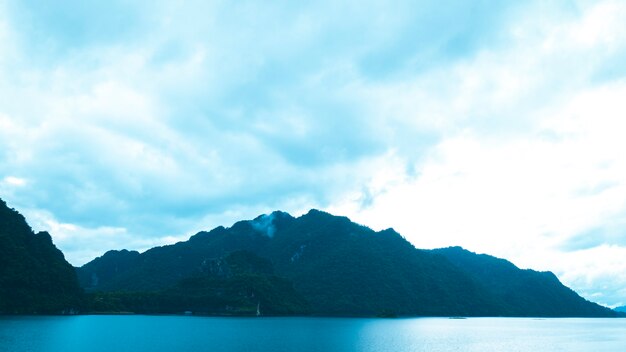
[1,316,624,352]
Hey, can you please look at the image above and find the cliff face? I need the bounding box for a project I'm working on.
[0,199,83,314]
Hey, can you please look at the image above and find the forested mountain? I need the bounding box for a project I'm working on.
[78,209,617,317]
[0,195,615,317]
[0,199,82,314]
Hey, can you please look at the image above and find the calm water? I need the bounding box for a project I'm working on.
[1,316,624,352]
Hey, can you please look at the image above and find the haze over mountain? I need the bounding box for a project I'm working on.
[78,209,617,317]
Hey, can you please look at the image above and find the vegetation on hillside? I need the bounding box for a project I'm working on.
[85,251,309,315]
[0,199,83,314]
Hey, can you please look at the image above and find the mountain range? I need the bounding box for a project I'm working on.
[77,209,617,317]
[0,197,619,317]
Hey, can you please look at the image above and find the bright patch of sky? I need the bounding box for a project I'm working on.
[2,0,626,307]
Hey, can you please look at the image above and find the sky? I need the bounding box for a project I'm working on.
[1,0,626,308]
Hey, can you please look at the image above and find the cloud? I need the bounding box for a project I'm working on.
[19,207,189,266]
[549,245,626,308]
[1,176,26,187]
[251,213,278,238]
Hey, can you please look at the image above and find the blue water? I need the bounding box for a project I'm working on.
[1,316,624,352]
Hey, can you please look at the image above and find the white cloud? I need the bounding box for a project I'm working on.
[549,245,626,308]
[21,208,190,266]
[2,176,27,187]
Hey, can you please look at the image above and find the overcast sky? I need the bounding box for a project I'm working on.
[2,0,626,307]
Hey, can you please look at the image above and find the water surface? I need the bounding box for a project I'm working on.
[1,316,624,352]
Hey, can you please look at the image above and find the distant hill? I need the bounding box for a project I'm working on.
[78,209,617,317]
[614,306,626,313]
[77,249,140,288]
[0,198,83,314]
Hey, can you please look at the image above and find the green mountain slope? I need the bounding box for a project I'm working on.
[87,250,308,315]
[0,199,83,314]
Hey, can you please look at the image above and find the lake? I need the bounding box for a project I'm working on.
[1,316,624,351]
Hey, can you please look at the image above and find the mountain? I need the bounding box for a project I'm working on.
[78,209,617,317]
[0,198,83,314]
[432,246,615,317]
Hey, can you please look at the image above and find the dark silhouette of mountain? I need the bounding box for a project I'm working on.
[432,246,615,317]
[614,306,626,313]
[0,198,82,314]
[76,249,140,289]
[78,209,617,317]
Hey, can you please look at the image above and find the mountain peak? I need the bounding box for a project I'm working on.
[379,227,400,236]
[301,209,352,224]
[35,231,53,243]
